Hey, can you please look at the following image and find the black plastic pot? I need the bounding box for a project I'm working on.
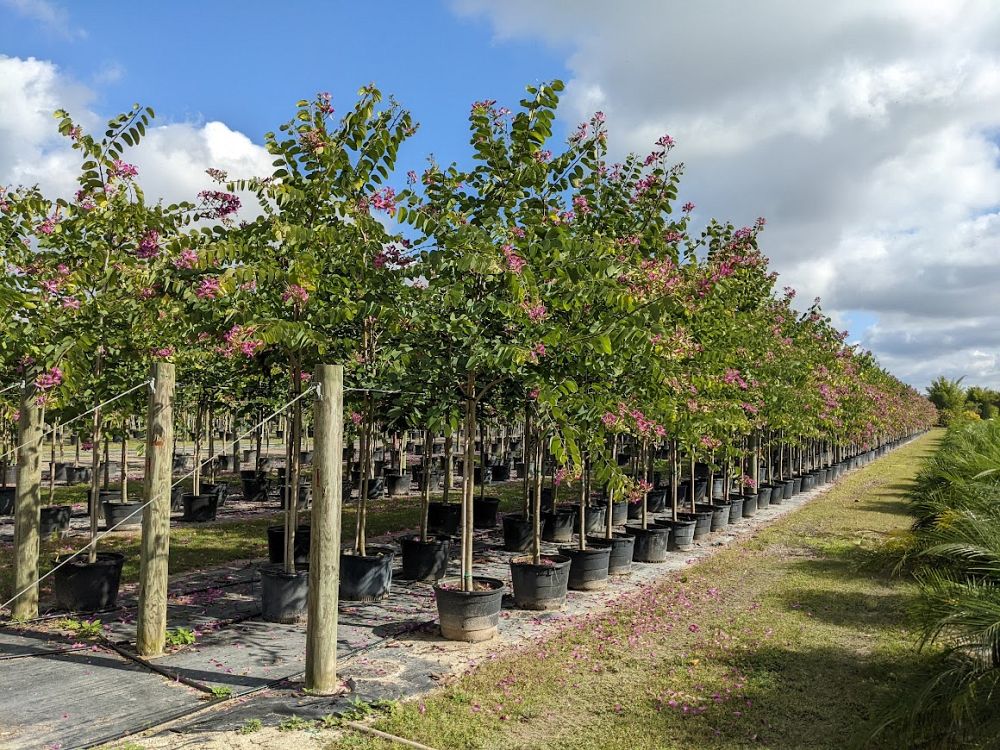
[53,552,125,612]
[693,479,708,502]
[646,490,668,513]
[792,477,803,495]
[473,466,492,485]
[399,535,450,581]
[434,576,505,642]
[742,492,758,518]
[624,524,671,563]
[40,505,71,536]
[584,505,607,534]
[240,470,267,501]
[510,555,570,610]
[542,508,576,543]
[709,503,731,531]
[610,500,628,525]
[502,513,534,552]
[428,502,461,536]
[260,564,309,623]
[491,464,511,482]
[728,496,745,525]
[0,487,14,515]
[182,494,218,522]
[200,482,229,506]
[757,486,772,509]
[361,476,385,499]
[712,478,725,501]
[473,496,501,529]
[170,486,186,511]
[266,524,311,564]
[340,546,394,602]
[103,501,143,530]
[781,480,794,501]
[559,545,612,591]
[587,533,635,575]
[660,518,696,551]
[682,509,713,539]
[386,473,411,497]
[53,463,68,482]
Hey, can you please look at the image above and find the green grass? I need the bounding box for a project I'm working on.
[0,477,527,603]
[331,432,944,750]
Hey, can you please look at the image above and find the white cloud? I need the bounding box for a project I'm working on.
[454,0,1000,389]
[0,54,272,220]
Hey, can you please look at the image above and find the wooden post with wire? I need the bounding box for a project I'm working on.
[305,364,344,693]
[137,363,174,656]
[12,385,43,620]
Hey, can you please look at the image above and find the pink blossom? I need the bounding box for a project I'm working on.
[36,215,58,235]
[61,297,80,310]
[572,195,591,214]
[173,248,198,269]
[281,284,309,305]
[196,277,221,300]
[350,411,363,426]
[530,342,546,361]
[110,160,138,179]
[682,201,695,213]
[35,367,62,391]
[198,190,241,220]
[368,187,397,216]
[522,302,547,322]
[601,412,619,428]
[317,91,334,115]
[533,150,552,163]
[502,244,526,274]
[136,230,160,259]
[151,347,174,359]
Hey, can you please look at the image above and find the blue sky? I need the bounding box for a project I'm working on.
[0,0,570,174]
[5,1,1000,388]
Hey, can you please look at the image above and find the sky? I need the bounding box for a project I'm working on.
[2,0,999,391]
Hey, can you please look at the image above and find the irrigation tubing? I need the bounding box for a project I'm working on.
[0,385,317,615]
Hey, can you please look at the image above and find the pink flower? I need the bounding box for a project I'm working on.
[368,187,397,216]
[36,215,58,235]
[522,302,547,322]
[530,342,546,362]
[533,150,552,163]
[61,297,81,310]
[173,248,198,269]
[601,412,619,428]
[136,230,160,259]
[35,367,63,391]
[198,190,241,220]
[350,411,363,426]
[572,195,591,214]
[196,277,221,300]
[110,160,138,179]
[682,201,695,213]
[656,134,675,148]
[406,170,418,185]
[528,388,540,400]
[502,245,526,274]
[281,284,309,305]
[554,467,569,486]
[151,347,174,359]
[688,623,699,633]
[317,91,334,115]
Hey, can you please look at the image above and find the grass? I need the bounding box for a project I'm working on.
[0,477,527,604]
[331,432,944,750]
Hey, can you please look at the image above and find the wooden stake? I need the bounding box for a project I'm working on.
[12,385,42,619]
[137,363,174,656]
[305,364,343,694]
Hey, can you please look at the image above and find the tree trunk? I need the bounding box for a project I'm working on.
[461,372,476,592]
[12,386,42,619]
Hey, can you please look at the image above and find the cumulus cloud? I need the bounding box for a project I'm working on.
[0,54,272,217]
[1,0,84,39]
[454,0,1000,389]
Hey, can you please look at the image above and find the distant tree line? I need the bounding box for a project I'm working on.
[926,376,1000,424]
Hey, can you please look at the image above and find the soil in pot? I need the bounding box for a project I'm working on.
[340,546,394,602]
[624,525,671,563]
[103,501,143,530]
[542,508,576,543]
[399,535,450,581]
[434,576,505,642]
[260,563,309,623]
[559,545,612,591]
[587,533,635,575]
[428,501,461,536]
[509,554,570,610]
[502,513,533,552]
[40,505,72,536]
[182,494,218,523]
[53,552,125,611]
[473,496,501,529]
[266,524,311,565]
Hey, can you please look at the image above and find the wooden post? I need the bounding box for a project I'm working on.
[12,386,43,619]
[137,363,174,656]
[305,364,343,694]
